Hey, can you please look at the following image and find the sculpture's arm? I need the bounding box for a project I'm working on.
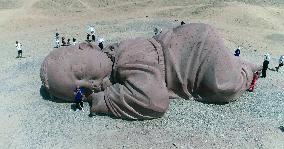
[89,62,169,120]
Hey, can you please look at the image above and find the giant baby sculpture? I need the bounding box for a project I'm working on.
[40,23,261,120]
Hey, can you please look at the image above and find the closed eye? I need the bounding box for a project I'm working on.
[71,64,87,80]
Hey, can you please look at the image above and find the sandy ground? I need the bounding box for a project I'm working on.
[0,0,284,148]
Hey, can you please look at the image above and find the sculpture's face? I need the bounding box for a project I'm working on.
[40,43,112,101]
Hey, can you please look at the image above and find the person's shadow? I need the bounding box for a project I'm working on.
[16,56,27,58]
[279,126,284,132]
[268,67,276,71]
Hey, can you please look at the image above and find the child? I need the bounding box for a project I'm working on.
[73,86,85,111]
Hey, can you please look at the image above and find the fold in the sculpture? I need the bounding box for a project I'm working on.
[91,23,260,119]
[154,23,260,103]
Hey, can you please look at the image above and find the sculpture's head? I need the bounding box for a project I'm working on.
[40,42,113,101]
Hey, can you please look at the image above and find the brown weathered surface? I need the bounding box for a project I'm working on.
[154,23,261,103]
[41,23,261,120]
[40,42,113,101]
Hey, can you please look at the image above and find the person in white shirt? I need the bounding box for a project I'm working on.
[87,26,96,42]
[275,55,284,72]
[261,53,270,78]
[98,38,104,50]
[54,33,60,48]
[15,41,22,58]
[72,38,77,45]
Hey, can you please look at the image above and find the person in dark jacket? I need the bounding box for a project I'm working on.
[73,86,85,111]
[261,53,270,78]
[234,46,241,56]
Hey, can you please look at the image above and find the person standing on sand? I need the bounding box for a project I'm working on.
[248,71,260,92]
[73,86,85,111]
[67,39,71,46]
[62,37,67,46]
[15,41,23,58]
[275,55,284,72]
[98,38,104,50]
[261,53,270,78]
[72,38,77,45]
[54,33,60,48]
[88,26,96,42]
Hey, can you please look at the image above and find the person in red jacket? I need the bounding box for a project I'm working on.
[248,71,260,92]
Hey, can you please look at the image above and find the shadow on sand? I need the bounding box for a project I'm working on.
[268,68,276,71]
[40,85,71,103]
[279,126,284,132]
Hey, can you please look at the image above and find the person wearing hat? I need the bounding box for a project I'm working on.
[261,53,270,78]
[98,38,104,50]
